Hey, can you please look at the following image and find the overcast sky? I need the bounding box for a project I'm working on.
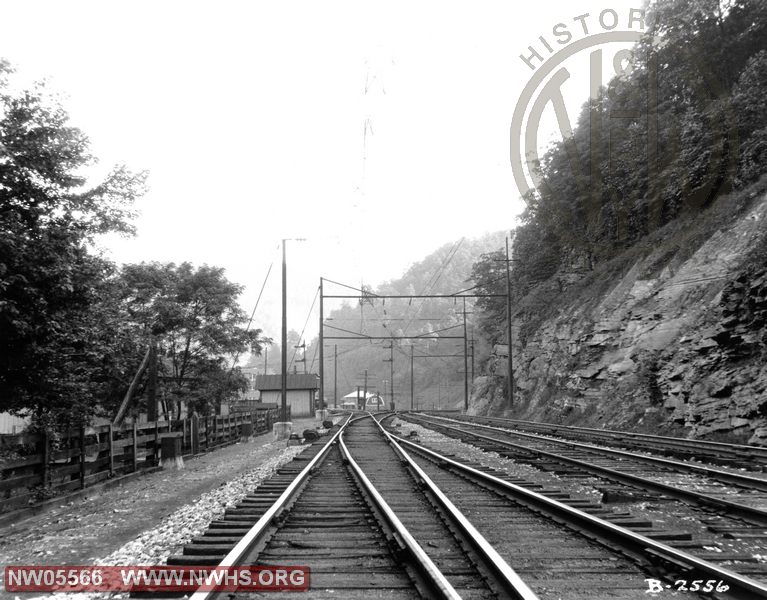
[0,0,643,345]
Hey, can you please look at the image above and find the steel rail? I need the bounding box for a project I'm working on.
[456,414,767,464]
[424,414,767,493]
[411,414,767,526]
[188,416,351,600]
[371,416,540,600]
[337,423,462,600]
[390,430,767,600]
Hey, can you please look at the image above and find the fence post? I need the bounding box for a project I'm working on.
[154,420,160,466]
[132,422,138,472]
[79,427,86,489]
[192,415,199,454]
[182,418,188,454]
[108,424,114,477]
[41,430,50,489]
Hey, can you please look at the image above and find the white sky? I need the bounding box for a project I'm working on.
[0,0,644,343]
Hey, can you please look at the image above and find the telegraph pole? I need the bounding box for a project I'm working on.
[505,236,514,408]
[469,336,475,382]
[319,277,324,409]
[410,345,414,410]
[276,238,304,434]
[462,297,469,412]
[280,240,288,422]
[383,342,394,410]
[389,342,394,409]
[333,344,338,409]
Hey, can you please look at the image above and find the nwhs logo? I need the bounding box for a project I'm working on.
[509,7,736,230]
[4,566,310,592]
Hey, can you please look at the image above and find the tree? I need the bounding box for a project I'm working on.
[117,262,269,417]
[0,60,147,429]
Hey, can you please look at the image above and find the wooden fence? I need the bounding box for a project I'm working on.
[0,407,286,514]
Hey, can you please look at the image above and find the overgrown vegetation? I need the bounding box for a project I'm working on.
[0,61,266,431]
[472,0,767,347]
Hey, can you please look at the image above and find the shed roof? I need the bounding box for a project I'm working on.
[343,390,376,399]
[254,373,319,391]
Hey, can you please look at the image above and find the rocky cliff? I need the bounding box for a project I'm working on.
[471,189,767,444]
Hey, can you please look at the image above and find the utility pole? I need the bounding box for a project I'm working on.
[505,235,515,408]
[410,344,414,410]
[363,369,368,408]
[462,297,469,412]
[280,239,287,423]
[383,341,394,410]
[319,277,324,409]
[263,347,268,374]
[277,238,304,432]
[333,344,338,409]
[389,342,394,410]
[469,336,475,382]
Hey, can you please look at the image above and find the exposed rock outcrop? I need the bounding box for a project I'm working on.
[471,194,767,444]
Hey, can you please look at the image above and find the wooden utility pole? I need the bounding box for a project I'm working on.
[470,336,475,382]
[333,344,338,408]
[410,345,414,410]
[281,239,288,421]
[319,278,324,408]
[388,342,394,409]
[463,297,469,412]
[505,236,514,408]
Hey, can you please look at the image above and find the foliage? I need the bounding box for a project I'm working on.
[472,0,767,348]
[0,61,147,429]
[313,232,505,409]
[117,262,270,417]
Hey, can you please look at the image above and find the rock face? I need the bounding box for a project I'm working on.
[471,194,767,444]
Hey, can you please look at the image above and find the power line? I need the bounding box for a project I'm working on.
[289,285,320,370]
[401,238,465,335]
[228,242,280,375]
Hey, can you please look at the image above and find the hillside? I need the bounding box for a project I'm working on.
[312,232,506,409]
[469,0,767,443]
[473,180,767,443]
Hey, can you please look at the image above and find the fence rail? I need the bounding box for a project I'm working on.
[0,407,286,514]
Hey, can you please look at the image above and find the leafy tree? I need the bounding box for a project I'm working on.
[0,60,147,429]
[117,262,269,417]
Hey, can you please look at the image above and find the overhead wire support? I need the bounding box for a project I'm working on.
[323,293,504,299]
[324,335,465,340]
[289,285,320,370]
[319,279,498,413]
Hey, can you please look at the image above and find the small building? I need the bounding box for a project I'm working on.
[254,373,319,418]
[342,390,383,411]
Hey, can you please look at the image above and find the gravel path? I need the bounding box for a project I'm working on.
[0,417,324,600]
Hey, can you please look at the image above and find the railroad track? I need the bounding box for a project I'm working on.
[401,413,767,580]
[434,413,767,471]
[166,415,534,599]
[405,414,767,517]
[155,413,767,599]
